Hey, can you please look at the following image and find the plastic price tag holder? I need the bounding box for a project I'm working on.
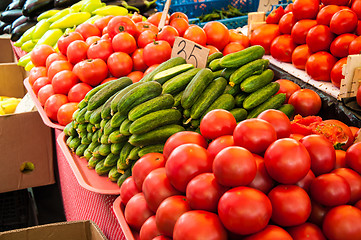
[158,0,171,30]
[338,54,361,101]
[171,37,210,69]
[247,12,266,37]
[257,0,279,12]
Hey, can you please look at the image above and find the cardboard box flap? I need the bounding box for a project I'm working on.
[0,63,26,98]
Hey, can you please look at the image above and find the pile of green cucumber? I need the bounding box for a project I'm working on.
[63,45,295,186]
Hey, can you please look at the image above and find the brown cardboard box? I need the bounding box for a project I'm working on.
[0,62,55,193]
[0,220,108,240]
[0,35,18,63]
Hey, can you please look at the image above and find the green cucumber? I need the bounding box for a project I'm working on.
[153,63,194,85]
[100,92,121,120]
[202,94,235,118]
[117,81,163,115]
[240,69,274,93]
[117,142,133,172]
[129,124,185,147]
[221,67,237,80]
[129,109,182,135]
[108,166,121,182]
[162,68,201,96]
[110,82,143,114]
[83,149,92,161]
[229,59,269,86]
[212,69,223,79]
[247,93,287,119]
[84,79,115,102]
[111,142,126,155]
[100,134,109,144]
[87,77,133,111]
[92,129,100,142]
[75,144,88,157]
[219,45,265,68]
[117,168,131,187]
[108,130,127,144]
[230,108,248,122]
[137,144,164,157]
[77,123,87,135]
[208,58,222,71]
[98,143,111,156]
[88,156,102,169]
[224,83,242,96]
[84,110,94,122]
[183,109,190,119]
[119,118,133,136]
[64,122,77,137]
[235,92,249,107]
[75,107,87,124]
[88,141,101,153]
[78,99,87,110]
[72,109,80,121]
[190,119,200,129]
[103,120,117,136]
[190,77,228,120]
[95,160,112,176]
[92,145,101,158]
[243,82,280,110]
[89,106,104,125]
[277,104,295,119]
[173,90,183,108]
[110,112,127,128]
[81,135,91,145]
[127,146,141,161]
[69,137,81,152]
[104,153,119,167]
[86,123,95,133]
[181,68,214,109]
[100,119,108,131]
[206,52,223,67]
[140,57,186,82]
[128,94,174,121]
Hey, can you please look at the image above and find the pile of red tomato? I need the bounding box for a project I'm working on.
[119,106,361,240]
[250,0,361,88]
[26,11,250,126]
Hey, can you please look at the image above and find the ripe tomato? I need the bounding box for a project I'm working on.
[317,5,341,26]
[51,70,79,95]
[218,186,272,235]
[66,40,89,65]
[186,173,228,212]
[32,76,50,95]
[120,176,141,206]
[270,34,297,63]
[85,36,101,46]
[30,44,56,67]
[291,19,317,45]
[67,82,92,103]
[169,18,189,37]
[100,77,117,85]
[250,24,280,55]
[147,12,169,27]
[306,51,337,82]
[243,225,293,240]
[306,25,334,53]
[213,146,257,187]
[135,21,158,37]
[107,52,133,78]
[206,45,220,55]
[264,138,311,184]
[291,44,312,70]
[152,236,170,240]
[292,0,320,20]
[335,149,347,169]
[47,60,73,81]
[87,39,113,62]
[285,3,293,13]
[73,58,108,86]
[143,40,171,67]
[45,52,67,70]
[203,21,230,51]
[257,109,291,139]
[137,30,157,48]
[37,84,54,106]
[29,66,47,86]
[330,57,347,88]
[44,94,68,122]
[157,25,179,47]
[107,16,137,39]
[288,89,322,116]
[352,0,361,20]
[323,205,361,240]
[139,215,161,240]
[57,32,84,56]
[57,102,78,126]
[248,154,275,194]
[330,9,358,35]
[165,143,212,192]
[309,200,329,226]
[229,29,249,47]
[330,33,357,58]
[296,169,316,193]
[233,118,277,155]
[207,135,234,159]
[332,168,361,204]
[349,36,361,55]
[200,109,237,140]
[169,12,188,23]
[132,48,147,72]
[222,42,245,55]
[323,119,354,150]
[310,173,351,206]
[112,32,137,54]
[279,12,296,34]
[275,79,301,103]
[128,71,143,83]
[94,15,114,33]
[131,12,143,23]
[75,22,101,40]
[124,192,154,231]
[143,64,160,76]
[155,195,191,237]
[266,6,285,24]
[183,25,207,46]
[346,142,361,174]
[288,222,326,240]
[173,210,227,240]
[321,0,349,5]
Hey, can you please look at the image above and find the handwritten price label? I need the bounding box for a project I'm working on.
[171,37,210,69]
[257,0,278,12]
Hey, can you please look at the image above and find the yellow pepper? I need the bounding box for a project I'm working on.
[21,39,37,53]
[17,53,31,67]
[92,5,128,16]
[47,8,73,23]
[81,0,105,13]
[37,9,60,21]
[35,28,64,47]
[25,61,35,72]
[49,12,91,29]
[31,19,51,40]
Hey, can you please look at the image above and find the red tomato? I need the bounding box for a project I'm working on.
[37,84,54,106]
[243,225,293,240]
[87,39,113,62]
[66,40,89,65]
[155,195,191,237]
[51,70,79,95]
[306,51,337,82]
[47,60,73,81]
[291,19,318,45]
[73,58,108,86]
[135,22,158,38]
[107,52,133,78]
[128,71,143,83]
[32,76,50,95]
[169,12,189,23]
[206,45,220,55]
[112,32,137,54]
[143,64,160,76]
[330,57,347,88]
[131,12,143,23]
[45,52,67,70]
[57,102,78,126]
[323,119,354,150]
[321,0,349,5]
[120,176,141,206]
[309,200,329,226]
[143,40,172,67]
[207,135,234,159]
[288,89,322,116]
[222,42,245,55]
[85,36,101,46]
[257,109,292,139]
[352,0,361,20]
[349,36,361,55]
[107,16,137,39]
[124,192,154,231]
[157,25,179,47]
[266,6,285,24]
[152,236,171,240]
[57,32,84,56]
[139,216,161,240]
[307,25,335,53]
[218,186,272,235]
[291,44,312,70]
[275,79,301,103]
[288,222,327,240]
[233,118,277,155]
[335,149,347,169]
[346,142,361,174]
[350,126,360,138]
[213,146,257,187]
[248,154,275,194]
[30,44,56,67]
[292,0,320,20]
[332,168,361,204]
[270,34,297,63]
[199,109,237,140]
[75,22,101,40]
[229,29,249,47]
[173,210,227,240]
[132,48,147,72]
[323,205,361,240]
[186,172,228,212]
[330,9,358,35]
[28,66,47,86]
[100,77,117,85]
[137,30,157,48]
[183,25,207,46]
[67,83,92,103]
[203,21,230,51]
[317,5,341,26]
[310,173,351,206]
[132,153,165,191]
[44,94,68,122]
[147,12,169,27]
[268,185,311,226]
[285,3,293,13]
[94,15,114,32]
[279,12,296,34]
[330,33,357,58]
[169,18,189,37]
[250,24,280,54]
[264,138,311,184]
[296,169,316,193]
[165,143,212,192]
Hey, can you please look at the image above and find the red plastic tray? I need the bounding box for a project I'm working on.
[23,77,65,130]
[57,132,121,195]
[113,196,139,240]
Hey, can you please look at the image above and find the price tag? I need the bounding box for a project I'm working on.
[338,54,361,100]
[158,0,171,30]
[257,0,279,13]
[171,37,210,69]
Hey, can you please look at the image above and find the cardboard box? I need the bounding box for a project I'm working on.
[0,62,55,193]
[0,35,18,63]
[0,220,108,240]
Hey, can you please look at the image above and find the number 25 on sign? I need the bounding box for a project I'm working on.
[171,37,210,68]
